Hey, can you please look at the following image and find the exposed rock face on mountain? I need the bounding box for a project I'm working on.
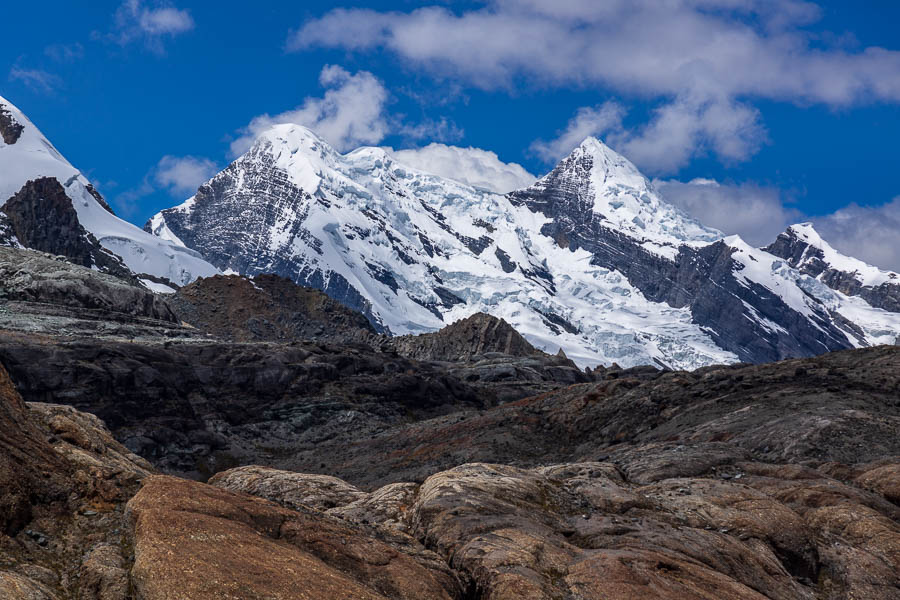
[148,125,900,368]
[766,223,900,312]
[1,178,135,281]
[0,94,219,290]
[0,103,23,145]
[388,312,544,362]
[169,273,377,343]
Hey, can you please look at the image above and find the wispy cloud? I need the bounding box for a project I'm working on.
[8,66,64,94]
[155,155,218,196]
[654,178,801,247]
[812,198,900,272]
[44,42,85,63]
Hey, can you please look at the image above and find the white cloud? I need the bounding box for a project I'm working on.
[291,1,900,105]
[105,0,194,52]
[388,143,536,193]
[530,97,765,174]
[230,65,463,157]
[811,198,900,272]
[653,178,900,271]
[8,67,64,94]
[530,102,625,163]
[154,155,218,196]
[231,65,390,156]
[292,1,900,172]
[654,178,801,246]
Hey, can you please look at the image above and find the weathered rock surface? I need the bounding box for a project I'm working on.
[0,246,177,323]
[0,361,151,600]
[169,272,378,343]
[388,312,544,362]
[210,458,900,600]
[127,475,461,600]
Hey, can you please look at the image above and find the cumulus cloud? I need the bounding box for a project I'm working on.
[530,97,765,174]
[388,143,536,193]
[811,198,900,272]
[8,67,64,94]
[230,65,463,156]
[230,65,390,156]
[653,178,900,271]
[530,103,625,163]
[104,0,194,52]
[654,178,801,246]
[154,155,218,196]
[291,1,900,172]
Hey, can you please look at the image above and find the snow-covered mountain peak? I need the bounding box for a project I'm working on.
[513,136,721,259]
[575,136,646,188]
[0,95,219,289]
[778,222,899,288]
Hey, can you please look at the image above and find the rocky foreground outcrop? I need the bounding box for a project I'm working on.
[207,455,900,599]
[0,362,152,600]
[3,345,900,598]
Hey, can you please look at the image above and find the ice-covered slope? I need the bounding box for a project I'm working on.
[149,125,900,367]
[0,95,218,289]
[766,223,900,313]
[148,125,736,368]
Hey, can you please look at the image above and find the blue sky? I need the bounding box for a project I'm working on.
[3,1,900,268]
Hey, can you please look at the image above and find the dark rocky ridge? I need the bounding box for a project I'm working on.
[766,226,900,312]
[169,273,378,343]
[0,103,24,145]
[268,344,900,488]
[0,246,177,323]
[1,178,134,282]
[508,149,853,364]
[388,312,544,362]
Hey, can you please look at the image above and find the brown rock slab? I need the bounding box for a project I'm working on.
[127,475,460,600]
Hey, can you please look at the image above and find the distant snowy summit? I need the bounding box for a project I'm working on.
[0,95,218,291]
[146,123,900,368]
[1,93,896,367]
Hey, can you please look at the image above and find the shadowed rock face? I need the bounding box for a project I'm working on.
[1,179,133,281]
[507,152,853,364]
[388,313,545,362]
[0,104,24,145]
[168,273,377,343]
[766,226,900,313]
[0,361,153,600]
